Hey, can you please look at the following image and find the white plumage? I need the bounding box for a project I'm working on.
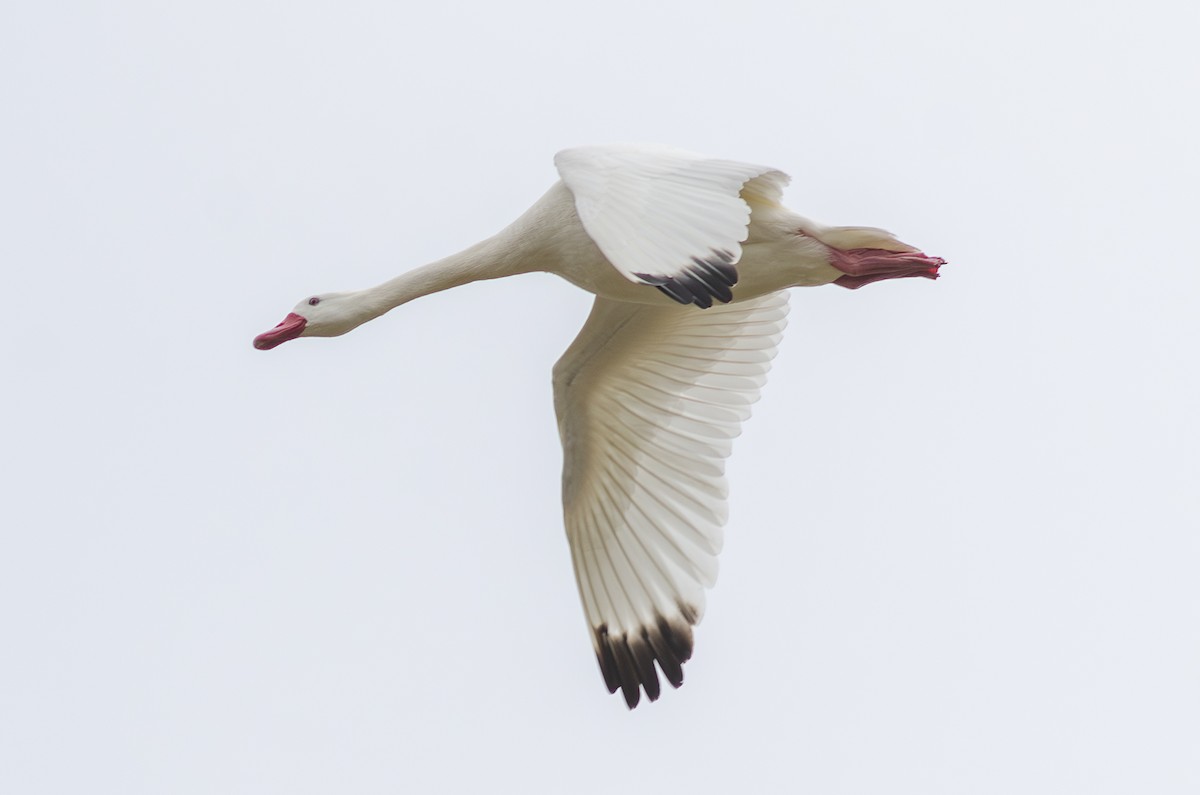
[254,144,944,708]
[555,144,790,304]
[553,291,789,701]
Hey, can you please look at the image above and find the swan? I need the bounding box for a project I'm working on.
[254,144,944,708]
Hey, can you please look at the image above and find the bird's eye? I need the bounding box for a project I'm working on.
[308,297,321,306]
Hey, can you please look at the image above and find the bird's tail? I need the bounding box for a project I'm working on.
[809,224,920,253]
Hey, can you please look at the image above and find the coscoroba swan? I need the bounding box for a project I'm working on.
[254,144,944,708]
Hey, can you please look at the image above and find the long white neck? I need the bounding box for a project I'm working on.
[357,236,523,318]
[345,183,571,325]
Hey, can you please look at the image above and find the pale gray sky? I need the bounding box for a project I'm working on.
[3,1,1198,792]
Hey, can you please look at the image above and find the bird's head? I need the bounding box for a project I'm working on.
[253,292,365,350]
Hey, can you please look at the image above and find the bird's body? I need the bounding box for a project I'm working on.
[512,180,845,305]
[255,144,944,708]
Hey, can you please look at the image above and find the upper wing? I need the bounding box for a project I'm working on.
[551,290,790,707]
[554,144,790,308]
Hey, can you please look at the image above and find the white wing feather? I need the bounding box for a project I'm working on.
[552,290,789,707]
[554,144,790,308]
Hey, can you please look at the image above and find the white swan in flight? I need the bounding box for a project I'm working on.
[254,144,944,708]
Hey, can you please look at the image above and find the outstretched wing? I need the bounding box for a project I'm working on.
[554,144,790,308]
[551,291,789,707]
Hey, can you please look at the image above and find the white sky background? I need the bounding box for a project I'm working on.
[2,0,1198,792]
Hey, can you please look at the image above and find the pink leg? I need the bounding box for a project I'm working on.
[828,248,946,289]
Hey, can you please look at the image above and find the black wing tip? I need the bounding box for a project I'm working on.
[594,606,698,709]
[635,249,739,309]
